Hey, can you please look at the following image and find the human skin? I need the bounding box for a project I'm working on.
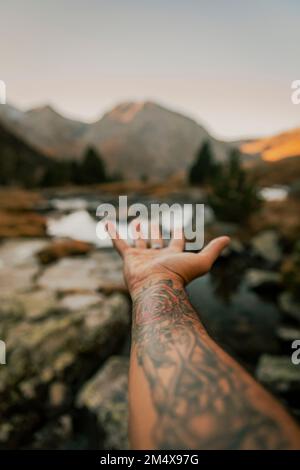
[107,222,300,450]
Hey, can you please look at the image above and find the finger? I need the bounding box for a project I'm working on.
[150,222,164,249]
[135,230,148,249]
[168,226,185,252]
[131,220,148,249]
[106,221,129,257]
[198,236,230,269]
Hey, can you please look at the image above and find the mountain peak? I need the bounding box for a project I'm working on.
[26,104,58,117]
[106,101,149,123]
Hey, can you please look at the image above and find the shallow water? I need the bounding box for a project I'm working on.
[187,273,281,360]
[260,186,288,201]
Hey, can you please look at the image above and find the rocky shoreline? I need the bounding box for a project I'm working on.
[0,238,131,449]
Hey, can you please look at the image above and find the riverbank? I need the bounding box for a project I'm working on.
[0,186,299,448]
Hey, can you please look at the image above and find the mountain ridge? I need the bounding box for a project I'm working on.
[0,101,229,179]
[0,120,53,186]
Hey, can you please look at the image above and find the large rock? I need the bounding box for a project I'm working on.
[0,293,130,448]
[251,230,282,265]
[17,289,58,320]
[38,257,101,291]
[37,239,93,265]
[58,293,105,311]
[0,240,48,297]
[38,250,125,293]
[5,293,130,379]
[244,269,281,293]
[0,239,49,267]
[0,265,38,296]
[76,356,129,450]
[90,251,125,291]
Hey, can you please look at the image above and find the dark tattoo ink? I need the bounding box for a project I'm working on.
[132,279,289,449]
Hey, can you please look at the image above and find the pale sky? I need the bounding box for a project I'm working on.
[0,0,299,140]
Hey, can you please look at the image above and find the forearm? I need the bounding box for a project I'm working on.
[129,276,300,450]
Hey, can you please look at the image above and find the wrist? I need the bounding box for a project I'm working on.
[129,273,184,299]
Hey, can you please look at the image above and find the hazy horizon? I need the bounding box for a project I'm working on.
[1,0,299,140]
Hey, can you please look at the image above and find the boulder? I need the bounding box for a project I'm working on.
[0,293,130,448]
[76,356,129,450]
[251,230,282,265]
[244,269,281,293]
[5,293,130,377]
[58,293,105,311]
[0,239,49,267]
[90,251,125,290]
[37,257,101,292]
[17,289,58,320]
[37,239,93,265]
[0,265,38,296]
[38,250,125,293]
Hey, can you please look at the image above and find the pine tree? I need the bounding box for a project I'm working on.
[208,148,261,223]
[80,147,107,184]
[189,141,219,185]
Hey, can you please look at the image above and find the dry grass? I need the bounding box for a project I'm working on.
[241,128,300,161]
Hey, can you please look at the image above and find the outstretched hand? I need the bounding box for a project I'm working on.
[107,222,230,293]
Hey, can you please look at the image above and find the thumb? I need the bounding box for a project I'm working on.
[198,236,230,270]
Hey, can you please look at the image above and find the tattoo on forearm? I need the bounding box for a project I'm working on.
[132,279,289,449]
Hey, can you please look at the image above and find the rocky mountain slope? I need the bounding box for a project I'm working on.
[82,101,228,179]
[0,104,87,160]
[0,101,229,179]
[0,122,52,187]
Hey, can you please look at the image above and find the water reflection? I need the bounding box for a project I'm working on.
[260,186,288,201]
[187,273,280,361]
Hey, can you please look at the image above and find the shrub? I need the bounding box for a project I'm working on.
[208,149,261,223]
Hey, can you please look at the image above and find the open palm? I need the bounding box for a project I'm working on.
[107,222,230,292]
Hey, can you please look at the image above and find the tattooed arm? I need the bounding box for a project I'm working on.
[107,223,300,450]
